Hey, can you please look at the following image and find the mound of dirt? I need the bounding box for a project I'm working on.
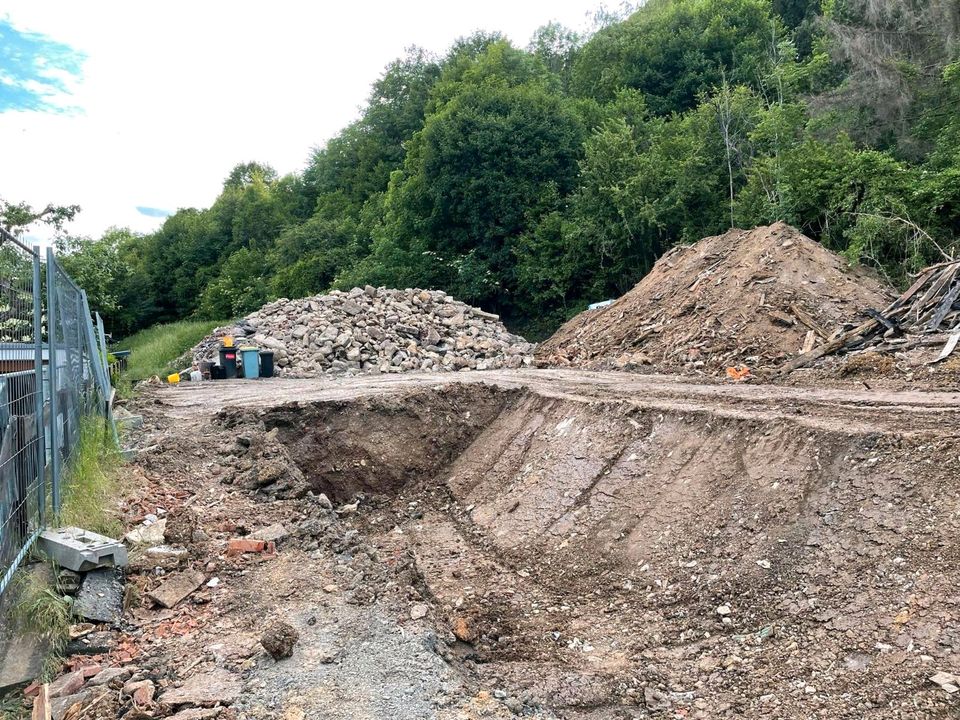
[192,287,534,377]
[537,223,895,376]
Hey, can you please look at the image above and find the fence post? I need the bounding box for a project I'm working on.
[32,248,46,526]
[46,247,62,515]
[80,291,110,416]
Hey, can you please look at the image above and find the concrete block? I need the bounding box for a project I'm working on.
[38,527,128,572]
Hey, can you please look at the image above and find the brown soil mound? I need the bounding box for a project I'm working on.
[537,223,895,376]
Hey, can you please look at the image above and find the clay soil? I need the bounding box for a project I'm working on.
[536,223,895,377]
[64,370,960,719]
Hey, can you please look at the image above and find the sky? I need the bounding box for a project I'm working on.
[0,1,608,245]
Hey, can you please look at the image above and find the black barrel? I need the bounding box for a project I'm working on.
[219,346,238,379]
[259,350,275,378]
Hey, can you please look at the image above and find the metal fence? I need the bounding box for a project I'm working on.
[0,228,114,597]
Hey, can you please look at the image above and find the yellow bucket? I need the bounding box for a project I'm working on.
[167,373,180,384]
[222,336,234,348]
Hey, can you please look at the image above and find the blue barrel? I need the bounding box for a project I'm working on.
[239,347,260,379]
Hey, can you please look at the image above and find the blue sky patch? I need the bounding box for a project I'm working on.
[0,20,85,113]
[136,206,172,218]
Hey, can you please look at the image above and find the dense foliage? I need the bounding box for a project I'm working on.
[50,0,960,338]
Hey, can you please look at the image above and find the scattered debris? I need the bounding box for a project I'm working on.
[781,258,960,373]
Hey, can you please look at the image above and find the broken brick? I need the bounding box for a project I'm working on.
[227,538,265,555]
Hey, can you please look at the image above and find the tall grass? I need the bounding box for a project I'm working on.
[115,319,226,384]
[58,418,122,537]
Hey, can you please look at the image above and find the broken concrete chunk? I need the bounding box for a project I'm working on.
[147,570,205,609]
[249,523,289,543]
[159,668,241,707]
[51,688,92,720]
[125,518,167,545]
[74,568,124,624]
[89,666,131,686]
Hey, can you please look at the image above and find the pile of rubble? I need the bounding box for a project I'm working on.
[192,286,534,377]
[537,222,894,376]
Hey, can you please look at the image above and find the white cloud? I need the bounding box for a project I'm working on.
[0,0,601,239]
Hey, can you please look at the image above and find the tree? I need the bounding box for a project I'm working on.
[1,198,80,235]
[571,0,777,114]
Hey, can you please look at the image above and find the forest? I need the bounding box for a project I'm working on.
[26,0,960,338]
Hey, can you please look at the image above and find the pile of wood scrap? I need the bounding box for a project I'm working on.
[780,260,960,374]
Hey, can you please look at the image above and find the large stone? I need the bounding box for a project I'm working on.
[261,620,299,660]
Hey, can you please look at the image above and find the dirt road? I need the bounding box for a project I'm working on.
[105,369,960,719]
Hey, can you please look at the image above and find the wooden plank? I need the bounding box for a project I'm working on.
[928,280,960,331]
[929,331,960,364]
[790,304,829,339]
[31,684,51,720]
[778,318,881,375]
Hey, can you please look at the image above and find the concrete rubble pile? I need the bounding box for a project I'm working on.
[193,286,535,377]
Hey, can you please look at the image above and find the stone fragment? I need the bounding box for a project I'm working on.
[147,570,205,608]
[410,603,429,620]
[249,524,289,543]
[261,621,299,660]
[159,669,241,707]
[49,670,85,698]
[125,519,167,546]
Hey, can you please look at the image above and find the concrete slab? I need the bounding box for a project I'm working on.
[148,570,205,609]
[38,527,128,572]
[74,568,124,624]
[0,632,44,691]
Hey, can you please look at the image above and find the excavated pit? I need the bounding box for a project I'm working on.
[249,383,958,718]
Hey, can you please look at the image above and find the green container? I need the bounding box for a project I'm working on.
[239,347,260,379]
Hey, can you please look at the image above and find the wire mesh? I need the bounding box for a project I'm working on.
[0,235,115,597]
[0,231,45,597]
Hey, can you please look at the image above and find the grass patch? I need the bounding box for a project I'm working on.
[58,418,122,538]
[114,319,226,385]
[8,562,71,683]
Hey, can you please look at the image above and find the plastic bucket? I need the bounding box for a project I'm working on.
[219,347,238,379]
[259,350,275,378]
[240,347,260,379]
[167,373,180,384]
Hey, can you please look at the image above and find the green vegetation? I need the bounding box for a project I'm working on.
[58,418,122,537]
[8,563,71,684]
[52,0,960,336]
[115,319,226,382]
